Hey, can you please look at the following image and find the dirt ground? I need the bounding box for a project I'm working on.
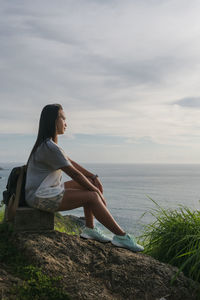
[0,230,197,300]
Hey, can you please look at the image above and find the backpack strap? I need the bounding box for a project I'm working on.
[7,166,26,222]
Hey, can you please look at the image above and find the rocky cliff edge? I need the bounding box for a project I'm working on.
[1,229,199,300]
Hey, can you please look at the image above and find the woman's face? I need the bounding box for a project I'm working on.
[56,109,67,135]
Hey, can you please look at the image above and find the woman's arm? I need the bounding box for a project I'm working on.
[67,158,103,193]
[67,158,94,178]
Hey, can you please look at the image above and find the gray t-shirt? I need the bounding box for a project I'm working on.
[25,138,71,207]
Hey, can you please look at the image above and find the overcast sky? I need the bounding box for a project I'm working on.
[1,0,200,164]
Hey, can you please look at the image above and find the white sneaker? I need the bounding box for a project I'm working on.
[111,233,144,252]
[80,227,111,243]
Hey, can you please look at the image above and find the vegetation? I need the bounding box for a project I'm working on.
[142,198,200,283]
[54,212,82,235]
[0,209,4,222]
[13,265,70,300]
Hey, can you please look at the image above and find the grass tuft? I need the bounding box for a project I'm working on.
[141,197,200,283]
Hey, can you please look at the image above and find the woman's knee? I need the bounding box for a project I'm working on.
[87,191,100,205]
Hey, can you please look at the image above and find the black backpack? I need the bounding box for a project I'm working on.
[2,165,27,222]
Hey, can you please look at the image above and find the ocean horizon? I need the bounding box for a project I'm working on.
[1,162,200,237]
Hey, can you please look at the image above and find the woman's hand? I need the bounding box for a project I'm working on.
[93,177,103,194]
[87,176,103,193]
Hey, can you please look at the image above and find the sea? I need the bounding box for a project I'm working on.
[0,163,200,238]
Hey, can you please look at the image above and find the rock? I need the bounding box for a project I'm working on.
[2,230,198,300]
[13,207,54,232]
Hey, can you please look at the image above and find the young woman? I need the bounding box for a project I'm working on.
[25,104,144,252]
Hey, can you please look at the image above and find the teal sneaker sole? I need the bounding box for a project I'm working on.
[111,240,144,252]
[80,233,111,243]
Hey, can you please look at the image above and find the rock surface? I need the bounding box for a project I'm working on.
[1,230,198,300]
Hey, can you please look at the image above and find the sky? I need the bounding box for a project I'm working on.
[1,0,200,164]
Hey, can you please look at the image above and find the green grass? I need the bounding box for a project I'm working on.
[141,198,200,283]
[54,212,82,235]
[13,265,70,300]
[0,209,4,222]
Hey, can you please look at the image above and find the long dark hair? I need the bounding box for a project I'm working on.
[27,103,63,163]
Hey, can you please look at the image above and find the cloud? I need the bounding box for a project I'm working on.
[173,97,200,108]
[1,0,200,162]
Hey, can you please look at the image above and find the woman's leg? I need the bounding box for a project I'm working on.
[64,180,94,228]
[83,206,94,228]
[58,189,125,236]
